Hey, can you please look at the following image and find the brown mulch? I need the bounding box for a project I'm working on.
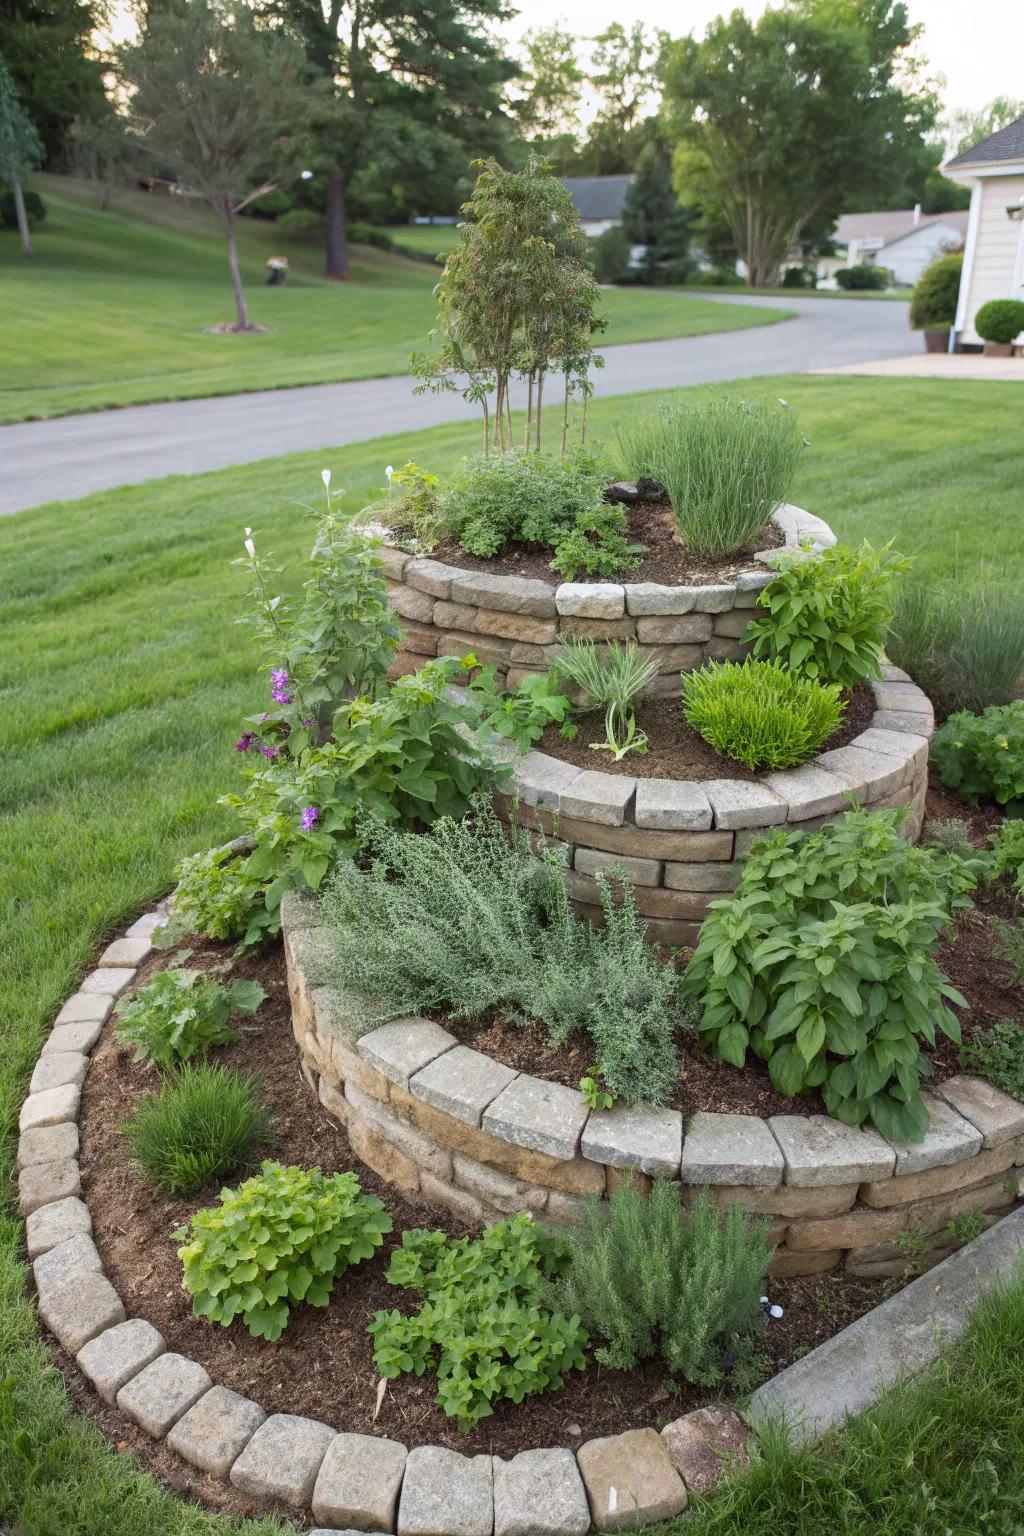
[72,940,886,1482]
[536,684,876,780]
[429,498,786,587]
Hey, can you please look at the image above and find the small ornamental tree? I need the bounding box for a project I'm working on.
[413,158,605,455]
[0,54,43,257]
[119,1,310,332]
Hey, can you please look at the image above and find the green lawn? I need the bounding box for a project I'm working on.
[0,177,789,423]
[2,375,1022,1533]
[384,222,462,259]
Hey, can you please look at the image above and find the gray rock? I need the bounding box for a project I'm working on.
[883,1093,983,1174]
[851,726,929,768]
[581,1104,682,1177]
[493,1448,591,1536]
[311,1431,408,1531]
[681,1112,785,1187]
[19,1083,81,1132]
[555,583,625,619]
[33,1232,100,1292]
[624,584,698,617]
[410,1044,518,1127]
[100,934,154,966]
[762,764,851,821]
[124,909,164,939]
[509,751,581,812]
[405,557,456,599]
[166,1385,267,1477]
[559,770,636,827]
[692,585,735,613]
[29,1051,90,1095]
[357,1017,457,1088]
[55,991,114,1026]
[18,1156,81,1215]
[117,1352,212,1438]
[450,572,557,618]
[25,1194,91,1258]
[635,613,712,644]
[573,847,662,887]
[453,1155,549,1215]
[398,1446,494,1536]
[576,1429,687,1531]
[871,708,936,738]
[702,780,787,831]
[484,1075,590,1161]
[934,1076,1024,1149]
[871,681,933,713]
[662,860,740,893]
[80,967,136,996]
[769,1115,896,1187]
[42,1019,104,1056]
[77,1319,166,1403]
[230,1413,336,1506]
[17,1121,79,1170]
[814,745,907,800]
[36,1268,125,1353]
[661,1406,751,1494]
[634,780,713,832]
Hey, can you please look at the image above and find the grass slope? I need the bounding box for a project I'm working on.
[0,177,789,423]
[2,376,1022,1533]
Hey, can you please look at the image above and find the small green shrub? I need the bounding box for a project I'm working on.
[923,819,992,883]
[124,1065,271,1196]
[889,577,1024,716]
[909,252,962,330]
[685,807,978,1141]
[555,639,660,760]
[931,703,1024,806]
[466,666,573,753]
[115,966,265,1068]
[618,395,804,558]
[590,224,631,284]
[682,659,843,771]
[176,1161,391,1340]
[382,462,445,550]
[369,1213,587,1429]
[960,1018,1024,1100]
[275,208,321,240]
[835,264,888,291]
[992,917,1024,986]
[165,844,269,945]
[746,541,909,687]
[552,1179,771,1384]
[974,300,1024,345]
[989,819,1024,895]
[1,187,46,229]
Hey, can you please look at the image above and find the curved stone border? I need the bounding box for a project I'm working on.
[19,911,1024,1531]
[382,502,836,692]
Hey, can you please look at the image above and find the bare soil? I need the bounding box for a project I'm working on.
[536,685,876,780]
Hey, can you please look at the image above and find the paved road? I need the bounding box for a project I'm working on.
[0,294,911,516]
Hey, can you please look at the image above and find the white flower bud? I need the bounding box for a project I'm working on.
[244,538,256,558]
[321,469,331,488]
[385,465,394,481]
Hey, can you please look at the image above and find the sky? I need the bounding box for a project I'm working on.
[507,0,1024,116]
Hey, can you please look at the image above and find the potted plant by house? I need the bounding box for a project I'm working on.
[974,298,1024,358]
[909,251,962,353]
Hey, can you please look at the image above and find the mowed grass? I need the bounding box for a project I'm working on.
[0,176,789,423]
[2,376,1022,1533]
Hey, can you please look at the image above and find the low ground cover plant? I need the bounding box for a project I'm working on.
[931,702,1024,807]
[992,917,1024,987]
[890,577,1024,716]
[124,1064,271,1196]
[369,1213,587,1429]
[990,820,1024,895]
[618,395,804,557]
[682,658,844,770]
[176,1161,391,1340]
[466,665,574,753]
[745,541,908,687]
[960,1018,1024,1099]
[686,807,977,1140]
[321,803,696,1105]
[115,964,265,1068]
[552,1178,771,1384]
[554,638,660,759]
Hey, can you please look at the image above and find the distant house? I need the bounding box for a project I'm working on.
[944,116,1024,348]
[816,208,968,288]
[561,176,634,238]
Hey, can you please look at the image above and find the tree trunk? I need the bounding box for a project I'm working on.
[224,209,250,330]
[534,370,544,453]
[325,175,349,280]
[12,172,32,257]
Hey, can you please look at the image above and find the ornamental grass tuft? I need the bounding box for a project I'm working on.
[682,658,844,770]
[123,1063,272,1196]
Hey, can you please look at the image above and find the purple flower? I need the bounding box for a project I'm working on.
[302,717,314,727]
[260,744,279,759]
[271,667,293,705]
[300,805,320,831]
[234,732,256,752]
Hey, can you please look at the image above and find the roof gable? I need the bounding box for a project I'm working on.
[947,115,1024,169]
[560,176,634,222]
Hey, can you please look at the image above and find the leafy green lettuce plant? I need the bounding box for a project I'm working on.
[745,541,909,687]
[682,658,843,770]
[369,1213,587,1429]
[176,1161,391,1340]
[115,965,265,1068]
[685,808,978,1141]
[931,703,1024,807]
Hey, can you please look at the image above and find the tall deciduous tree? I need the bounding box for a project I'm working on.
[571,22,664,176]
[0,0,107,161]
[512,25,583,141]
[262,0,516,280]
[946,97,1024,157]
[663,0,938,287]
[0,52,41,255]
[119,1,309,332]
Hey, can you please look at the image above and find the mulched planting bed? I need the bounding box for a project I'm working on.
[536,683,876,780]
[428,499,786,586]
[75,940,886,1469]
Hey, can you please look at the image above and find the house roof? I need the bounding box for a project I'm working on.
[947,115,1024,169]
[561,175,633,222]
[833,209,969,248]
[878,210,969,251]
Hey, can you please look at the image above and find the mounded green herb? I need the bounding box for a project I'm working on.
[682,658,844,770]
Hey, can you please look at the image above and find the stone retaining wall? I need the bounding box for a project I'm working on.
[284,898,1024,1282]
[382,503,836,692]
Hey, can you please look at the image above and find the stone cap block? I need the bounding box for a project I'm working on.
[934,1076,1024,1149]
[405,557,456,599]
[357,1018,456,1089]
[33,1231,102,1291]
[42,1019,104,1057]
[871,708,935,738]
[510,751,582,812]
[555,582,625,618]
[450,571,556,618]
[661,1405,751,1495]
[634,779,713,832]
[883,1093,983,1174]
[493,1447,591,1536]
[624,584,698,617]
[702,780,787,831]
[581,1103,682,1178]
[77,1318,165,1404]
[55,991,114,1026]
[692,585,735,613]
[20,1083,81,1132]
[484,1075,590,1162]
[81,966,136,996]
[410,1044,519,1127]
[166,1385,268,1478]
[30,1051,90,1095]
[559,770,636,826]
[813,745,906,800]
[25,1194,91,1258]
[230,1413,337,1506]
[312,1431,408,1531]
[18,1156,81,1215]
[36,1268,125,1354]
[852,725,929,767]
[762,764,850,822]
[100,934,154,967]
[17,1121,79,1170]
[125,908,165,939]
[577,1428,687,1531]
[682,1112,785,1187]
[769,1115,896,1186]
[116,1352,212,1438]
[398,1446,494,1536]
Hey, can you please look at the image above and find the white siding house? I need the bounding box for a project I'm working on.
[945,116,1024,348]
[815,209,968,288]
[560,176,633,238]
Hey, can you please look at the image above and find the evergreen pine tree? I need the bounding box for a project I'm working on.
[621,142,692,285]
